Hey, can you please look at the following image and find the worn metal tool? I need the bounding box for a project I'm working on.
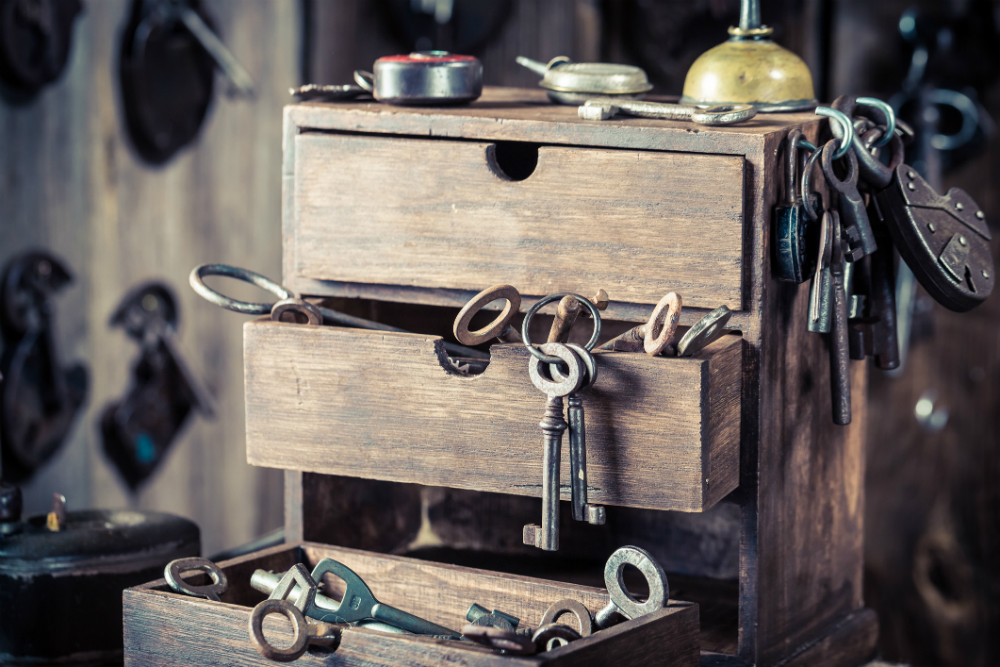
[594,546,669,629]
[828,211,853,426]
[517,55,652,105]
[466,603,521,631]
[454,284,523,345]
[165,557,228,602]
[579,98,757,126]
[250,597,343,662]
[190,264,486,362]
[251,559,462,638]
[598,292,682,355]
[546,290,608,345]
[539,599,593,638]
[354,51,482,105]
[532,623,582,652]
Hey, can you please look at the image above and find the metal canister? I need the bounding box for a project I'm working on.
[359,51,483,105]
[0,486,200,666]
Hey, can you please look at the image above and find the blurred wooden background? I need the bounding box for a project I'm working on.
[2,0,997,664]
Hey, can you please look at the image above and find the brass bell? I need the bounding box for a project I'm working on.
[681,0,817,112]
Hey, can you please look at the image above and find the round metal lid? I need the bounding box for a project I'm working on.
[541,62,652,95]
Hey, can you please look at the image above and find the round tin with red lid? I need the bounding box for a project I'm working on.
[355,51,483,105]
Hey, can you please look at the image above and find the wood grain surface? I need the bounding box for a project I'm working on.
[291,133,745,310]
[244,322,741,512]
[124,542,699,667]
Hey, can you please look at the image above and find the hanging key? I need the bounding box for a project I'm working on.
[808,210,835,334]
[829,211,852,426]
[522,343,584,551]
[821,139,877,260]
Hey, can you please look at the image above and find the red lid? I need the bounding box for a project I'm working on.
[376,51,479,64]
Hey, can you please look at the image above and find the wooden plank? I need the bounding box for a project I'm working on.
[245,322,742,512]
[291,133,745,310]
[124,542,699,667]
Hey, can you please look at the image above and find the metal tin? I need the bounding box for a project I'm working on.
[0,505,199,665]
[363,51,482,105]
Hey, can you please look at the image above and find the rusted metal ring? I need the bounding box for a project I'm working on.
[522,293,602,365]
[271,298,323,326]
[462,624,536,654]
[691,104,757,126]
[820,138,858,188]
[604,546,669,619]
[676,306,732,357]
[249,599,309,662]
[453,284,522,346]
[540,599,593,638]
[643,292,682,356]
[856,97,896,147]
[528,343,584,398]
[189,264,293,315]
[353,70,374,92]
[531,623,582,652]
[814,107,854,160]
[165,557,228,602]
[549,343,597,389]
[800,145,824,222]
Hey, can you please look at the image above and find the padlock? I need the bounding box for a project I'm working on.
[873,164,993,312]
[0,0,83,96]
[100,282,213,489]
[774,130,818,283]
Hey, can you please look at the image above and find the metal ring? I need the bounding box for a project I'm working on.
[604,546,668,619]
[532,624,582,653]
[522,293,602,365]
[856,97,896,147]
[453,284,522,346]
[540,599,593,638]
[643,292,682,356]
[164,557,228,602]
[528,343,584,398]
[800,146,824,221]
[676,306,732,357]
[189,264,293,315]
[549,343,598,389]
[794,137,817,153]
[271,298,323,326]
[249,599,309,662]
[690,104,757,126]
[815,107,854,160]
[353,70,374,92]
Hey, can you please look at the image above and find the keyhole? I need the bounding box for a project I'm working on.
[964,265,976,293]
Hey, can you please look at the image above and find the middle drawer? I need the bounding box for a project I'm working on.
[244,321,741,513]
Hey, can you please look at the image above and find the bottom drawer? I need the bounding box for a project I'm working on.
[124,542,699,667]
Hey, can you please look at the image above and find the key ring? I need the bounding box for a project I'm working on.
[800,144,825,222]
[856,97,896,147]
[454,284,522,345]
[814,107,854,160]
[164,557,228,602]
[189,264,293,315]
[522,293,602,365]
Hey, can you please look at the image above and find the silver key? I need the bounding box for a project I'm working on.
[579,98,757,125]
[594,546,669,628]
[551,344,604,525]
[523,343,584,551]
[177,6,256,98]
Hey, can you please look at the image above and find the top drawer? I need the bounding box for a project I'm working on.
[290,133,745,310]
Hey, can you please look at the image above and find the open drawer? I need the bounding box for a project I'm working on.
[123,542,700,666]
[244,321,742,513]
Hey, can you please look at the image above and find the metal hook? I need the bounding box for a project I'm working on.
[815,107,855,160]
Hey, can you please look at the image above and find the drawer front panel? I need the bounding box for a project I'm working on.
[244,322,741,512]
[292,133,745,310]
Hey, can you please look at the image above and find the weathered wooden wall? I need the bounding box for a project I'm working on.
[0,0,299,557]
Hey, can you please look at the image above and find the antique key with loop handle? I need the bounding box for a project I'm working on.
[599,292,682,355]
[453,284,522,345]
[164,557,228,602]
[821,139,877,260]
[190,264,486,360]
[594,546,670,629]
[521,293,602,367]
[578,98,757,126]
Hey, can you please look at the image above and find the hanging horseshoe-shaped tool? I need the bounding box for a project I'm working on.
[0,0,83,98]
[119,0,255,165]
[0,251,88,482]
[100,281,214,490]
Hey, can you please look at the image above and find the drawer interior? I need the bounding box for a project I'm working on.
[289,133,746,311]
[124,542,700,666]
[244,316,742,513]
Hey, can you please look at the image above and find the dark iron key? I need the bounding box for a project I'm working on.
[829,211,852,426]
[821,140,876,260]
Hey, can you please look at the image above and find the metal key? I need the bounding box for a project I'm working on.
[177,5,255,97]
[598,292,681,355]
[808,210,834,333]
[551,344,603,525]
[594,546,669,629]
[249,598,342,662]
[164,557,228,602]
[829,211,852,425]
[250,559,462,638]
[579,98,757,126]
[675,305,732,357]
[821,139,877,259]
[546,290,609,344]
[454,284,523,345]
[523,343,584,551]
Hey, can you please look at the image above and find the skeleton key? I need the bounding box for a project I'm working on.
[579,98,757,125]
[550,344,603,525]
[598,292,681,355]
[821,140,876,260]
[808,210,834,334]
[249,598,342,661]
[594,546,669,629]
[829,211,852,426]
[546,290,609,345]
[454,284,523,345]
[164,557,228,601]
[523,343,584,551]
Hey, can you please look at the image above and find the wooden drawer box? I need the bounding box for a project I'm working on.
[124,542,700,666]
[290,133,745,311]
[244,321,742,513]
